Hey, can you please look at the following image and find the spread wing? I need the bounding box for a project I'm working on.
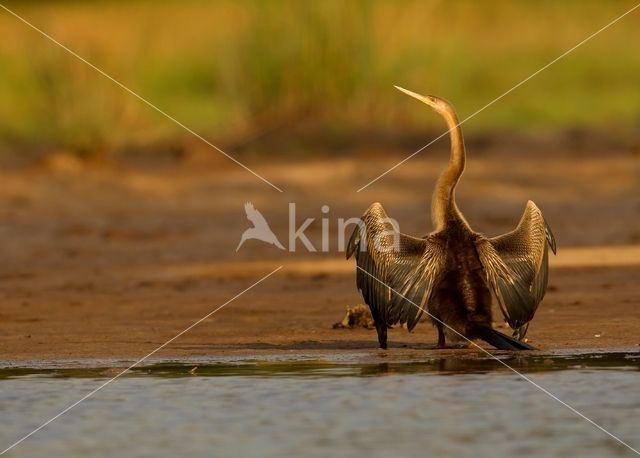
[476,200,556,332]
[346,202,446,330]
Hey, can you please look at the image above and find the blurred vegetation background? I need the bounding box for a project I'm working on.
[0,0,639,158]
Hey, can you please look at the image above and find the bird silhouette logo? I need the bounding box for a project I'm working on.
[236,202,285,251]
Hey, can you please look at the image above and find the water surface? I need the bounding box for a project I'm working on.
[1,350,639,457]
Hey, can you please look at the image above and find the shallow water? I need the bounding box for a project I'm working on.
[1,351,639,457]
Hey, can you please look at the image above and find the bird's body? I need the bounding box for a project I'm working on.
[347,87,556,350]
[431,222,492,345]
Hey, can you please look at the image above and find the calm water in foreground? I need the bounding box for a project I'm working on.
[1,351,639,458]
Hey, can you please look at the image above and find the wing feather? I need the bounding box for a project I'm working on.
[476,200,556,332]
[346,202,446,330]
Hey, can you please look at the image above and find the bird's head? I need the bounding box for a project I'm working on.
[394,85,453,117]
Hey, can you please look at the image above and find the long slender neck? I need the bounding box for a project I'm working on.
[432,106,466,231]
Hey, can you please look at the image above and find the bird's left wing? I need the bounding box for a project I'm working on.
[346,202,446,330]
[476,200,556,334]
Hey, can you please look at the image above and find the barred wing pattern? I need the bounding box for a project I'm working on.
[346,203,446,330]
[476,200,556,332]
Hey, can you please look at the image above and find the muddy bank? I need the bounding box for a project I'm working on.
[0,150,638,362]
[1,255,639,362]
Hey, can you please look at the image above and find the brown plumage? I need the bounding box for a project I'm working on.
[346,86,556,350]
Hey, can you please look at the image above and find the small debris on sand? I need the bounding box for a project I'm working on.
[99,367,128,377]
[333,305,375,330]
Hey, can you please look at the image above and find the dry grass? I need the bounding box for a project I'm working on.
[0,0,639,156]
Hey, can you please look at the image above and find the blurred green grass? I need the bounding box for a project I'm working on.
[0,0,639,157]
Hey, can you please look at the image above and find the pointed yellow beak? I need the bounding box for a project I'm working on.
[394,85,437,108]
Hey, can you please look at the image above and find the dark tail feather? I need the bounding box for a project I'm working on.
[473,326,535,350]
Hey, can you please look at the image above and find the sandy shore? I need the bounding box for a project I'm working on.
[1,250,639,363]
[0,149,638,363]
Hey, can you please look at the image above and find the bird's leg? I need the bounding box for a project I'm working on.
[376,323,388,350]
[436,322,446,348]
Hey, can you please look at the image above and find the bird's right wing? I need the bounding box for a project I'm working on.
[346,202,446,330]
[476,200,556,332]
